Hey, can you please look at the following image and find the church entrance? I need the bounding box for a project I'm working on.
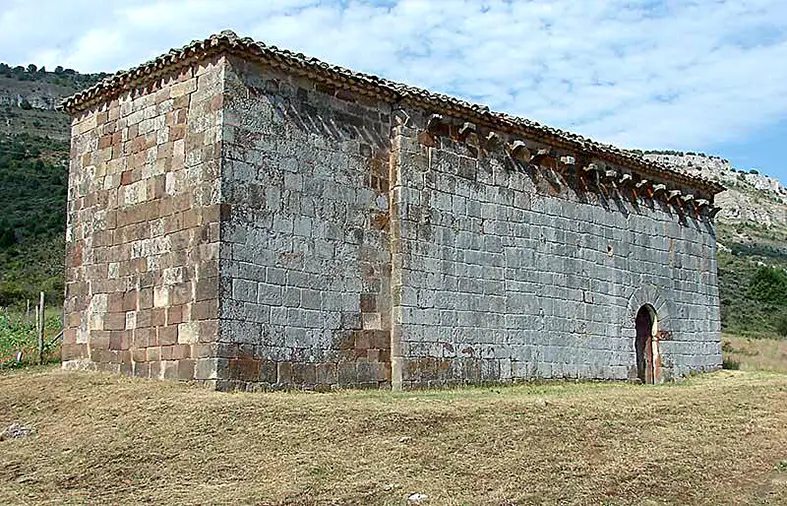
[635,305,657,384]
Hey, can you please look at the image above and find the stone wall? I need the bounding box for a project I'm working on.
[61,57,226,380]
[63,47,721,390]
[214,57,393,390]
[391,108,721,387]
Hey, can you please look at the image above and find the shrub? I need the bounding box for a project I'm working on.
[748,266,787,305]
[722,357,740,370]
[778,315,787,337]
[0,281,26,307]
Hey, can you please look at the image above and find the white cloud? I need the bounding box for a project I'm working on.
[1,0,787,158]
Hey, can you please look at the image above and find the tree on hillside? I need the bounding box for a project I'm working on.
[748,266,787,306]
[0,220,15,248]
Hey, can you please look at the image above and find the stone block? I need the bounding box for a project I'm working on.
[292,363,317,385]
[194,358,219,380]
[162,360,179,380]
[337,362,357,385]
[229,357,260,381]
[177,321,200,344]
[132,362,150,379]
[158,326,178,346]
[259,359,277,384]
[357,361,379,384]
[316,363,338,385]
[276,362,293,386]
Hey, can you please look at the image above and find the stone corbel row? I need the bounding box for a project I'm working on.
[578,162,721,219]
[423,114,721,220]
[427,114,486,146]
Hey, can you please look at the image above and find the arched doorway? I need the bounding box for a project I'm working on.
[635,305,657,383]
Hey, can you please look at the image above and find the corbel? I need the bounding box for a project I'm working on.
[579,162,601,189]
[509,140,532,162]
[634,179,651,199]
[695,198,710,209]
[558,155,576,176]
[604,169,618,187]
[486,131,503,149]
[458,122,477,142]
[531,147,556,167]
[560,155,576,167]
[426,113,444,133]
[619,173,633,186]
[595,168,617,197]
[680,193,695,215]
[582,162,599,174]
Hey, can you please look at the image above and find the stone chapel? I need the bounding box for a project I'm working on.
[61,31,724,390]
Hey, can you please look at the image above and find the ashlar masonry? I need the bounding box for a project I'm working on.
[60,31,724,390]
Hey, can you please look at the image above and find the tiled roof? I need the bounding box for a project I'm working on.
[62,30,724,194]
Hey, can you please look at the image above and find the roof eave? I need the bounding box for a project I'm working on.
[60,30,724,194]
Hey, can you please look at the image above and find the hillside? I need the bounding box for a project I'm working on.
[0,64,103,140]
[0,65,101,306]
[0,135,68,305]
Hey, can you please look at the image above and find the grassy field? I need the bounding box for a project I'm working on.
[1,365,786,505]
[723,334,787,374]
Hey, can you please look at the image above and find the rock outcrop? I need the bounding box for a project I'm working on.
[642,152,787,229]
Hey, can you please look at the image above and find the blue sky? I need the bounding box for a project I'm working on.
[2,0,786,181]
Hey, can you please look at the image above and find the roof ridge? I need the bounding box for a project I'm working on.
[61,31,724,194]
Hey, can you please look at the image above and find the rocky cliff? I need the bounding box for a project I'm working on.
[641,152,787,250]
[0,65,102,139]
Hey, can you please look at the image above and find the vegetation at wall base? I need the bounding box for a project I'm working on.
[0,310,62,368]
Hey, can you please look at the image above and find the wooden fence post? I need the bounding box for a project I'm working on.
[37,291,45,366]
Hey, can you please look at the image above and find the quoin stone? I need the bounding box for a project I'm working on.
[60,31,724,390]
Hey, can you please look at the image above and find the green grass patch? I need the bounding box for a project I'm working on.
[0,308,62,367]
[718,250,787,339]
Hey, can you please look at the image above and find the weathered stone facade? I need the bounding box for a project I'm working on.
[63,56,224,381]
[62,32,724,390]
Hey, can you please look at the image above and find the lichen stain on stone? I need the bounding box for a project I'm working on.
[370,211,389,231]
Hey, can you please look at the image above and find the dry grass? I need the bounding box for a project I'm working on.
[1,368,787,505]
[723,334,787,374]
